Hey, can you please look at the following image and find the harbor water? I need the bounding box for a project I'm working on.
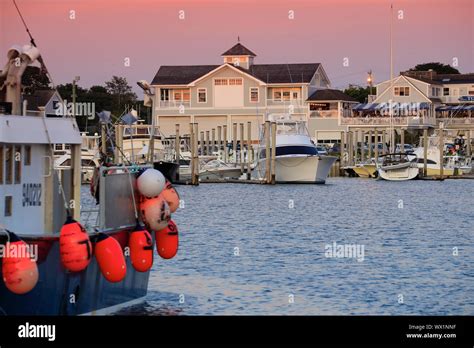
[84,178,474,315]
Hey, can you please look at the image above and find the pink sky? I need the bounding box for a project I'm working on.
[1,0,473,94]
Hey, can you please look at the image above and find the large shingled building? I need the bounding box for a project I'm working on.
[149,42,355,142]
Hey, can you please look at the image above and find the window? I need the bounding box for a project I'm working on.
[14,146,21,184]
[215,79,228,86]
[272,88,301,101]
[443,88,450,96]
[183,90,190,101]
[160,89,170,101]
[229,78,242,86]
[250,88,259,102]
[198,88,207,103]
[24,146,31,165]
[0,145,3,184]
[4,196,12,216]
[172,89,190,102]
[469,90,474,96]
[5,145,12,184]
[394,86,410,96]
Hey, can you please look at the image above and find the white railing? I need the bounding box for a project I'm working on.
[310,110,339,118]
[340,116,437,127]
[267,99,303,106]
[436,117,473,127]
[159,100,190,108]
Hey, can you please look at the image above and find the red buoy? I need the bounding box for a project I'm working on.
[160,181,180,213]
[156,220,179,259]
[129,225,153,272]
[59,218,92,272]
[95,233,126,282]
[2,232,39,294]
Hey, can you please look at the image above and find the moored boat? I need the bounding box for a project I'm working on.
[256,114,337,183]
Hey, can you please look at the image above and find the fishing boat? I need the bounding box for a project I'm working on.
[0,41,181,315]
[407,135,461,176]
[377,153,419,181]
[256,114,337,183]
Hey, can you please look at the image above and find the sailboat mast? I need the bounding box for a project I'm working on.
[389,3,394,153]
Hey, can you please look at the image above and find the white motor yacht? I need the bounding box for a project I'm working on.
[256,114,336,183]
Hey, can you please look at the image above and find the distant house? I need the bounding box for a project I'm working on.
[149,42,354,143]
[23,89,63,117]
[306,89,357,144]
[344,71,474,130]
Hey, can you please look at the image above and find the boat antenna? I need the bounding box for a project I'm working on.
[12,0,55,87]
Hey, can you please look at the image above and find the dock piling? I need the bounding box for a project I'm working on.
[247,121,252,180]
[271,122,277,185]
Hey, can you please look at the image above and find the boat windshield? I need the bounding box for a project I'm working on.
[276,122,308,136]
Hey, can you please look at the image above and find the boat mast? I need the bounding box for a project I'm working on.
[389,3,394,153]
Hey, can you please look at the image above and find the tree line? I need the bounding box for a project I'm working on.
[21,67,146,133]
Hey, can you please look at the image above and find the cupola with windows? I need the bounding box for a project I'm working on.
[221,42,256,70]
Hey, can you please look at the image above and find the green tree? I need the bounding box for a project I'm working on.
[105,76,137,114]
[21,66,51,94]
[56,83,88,102]
[410,62,460,74]
[343,85,371,103]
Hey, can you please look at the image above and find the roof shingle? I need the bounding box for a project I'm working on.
[151,63,321,85]
[221,43,257,56]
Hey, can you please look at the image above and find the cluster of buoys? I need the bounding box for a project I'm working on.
[0,170,182,294]
[1,231,39,294]
[137,168,180,264]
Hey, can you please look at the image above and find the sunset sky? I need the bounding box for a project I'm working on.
[1,0,473,95]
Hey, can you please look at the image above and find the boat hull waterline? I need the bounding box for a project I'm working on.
[259,155,337,183]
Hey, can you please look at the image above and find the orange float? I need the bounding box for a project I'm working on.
[140,196,171,231]
[160,181,180,213]
[59,218,92,272]
[2,232,39,294]
[129,225,153,272]
[94,233,126,283]
[156,220,179,259]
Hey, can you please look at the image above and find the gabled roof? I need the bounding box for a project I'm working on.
[189,63,265,86]
[24,89,58,110]
[221,43,256,57]
[151,63,321,85]
[307,89,357,102]
[151,65,219,85]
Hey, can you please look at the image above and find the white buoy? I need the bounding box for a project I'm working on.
[137,168,166,198]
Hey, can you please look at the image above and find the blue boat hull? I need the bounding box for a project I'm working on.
[0,229,151,315]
